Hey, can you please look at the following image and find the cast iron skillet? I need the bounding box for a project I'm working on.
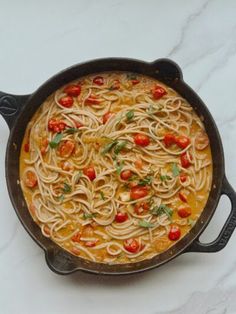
[1,58,236,275]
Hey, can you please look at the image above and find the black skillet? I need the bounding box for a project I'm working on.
[1,58,236,275]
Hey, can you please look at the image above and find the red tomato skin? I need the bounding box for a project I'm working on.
[83,166,96,181]
[120,170,132,181]
[93,76,104,86]
[181,152,191,168]
[178,207,191,218]
[168,226,181,241]
[85,240,97,247]
[175,136,190,149]
[180,173,187,183]
[24,143,30,152]
[164,133,176,147]
[134,202,149,214]
[152,85,167,99]
[115,212,128,223]
[134,133,150,147]
[124,238,140,253]
[130,186,148,200]
[131,79,140,85]
[71,232,81,243]
[64,84,81,97]
[103,111,113,124]
[85,95,101,105]
[179,192,187,203]
[59,96,74,108]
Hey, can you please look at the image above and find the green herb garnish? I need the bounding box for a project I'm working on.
[83,213,96,220]
[102,140,118,155]
[151,204,173,219]
[172,163,180,177]
[126,110,134,122]
[100,191,105,200]
[138,220,154,228]
[160,175,171,182]
[57,194,64,202]
[187,218,195,227]
[114,141,127,155]
[62,182,72,193]
[49,133,63,148]
[115,160,124,175]
[65,128,78,134]
[138,176,153,186]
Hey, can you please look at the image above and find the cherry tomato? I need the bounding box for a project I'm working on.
[164,133,176,147]
[134,159,143,169]
[130,186,148,200]
[64,84,81,97]
[179,173,187,183]
[134,133,150,147]
[110,79,120,90]
[124,238,140,253]
[103,111,113,124]
[151,85,167,99]
[25,171,37,188]
[168,225,181,241]
[179,192,187,203]
[24,143,30,152]
[59,96,74,108]
[85,240,97,247]
[181,152,191,168]
[134,202,149,215]
[195,131,209,150]
[40,138,48,155]
[85,95,101,105]
[71,232,81,243]
[120,170,132,181]
[115,212,128,223]
[48,119,66,133]
[83,166,96,181]
[178,206,191,218]
[131,79,140,85]
[58,140,75,158]
[93,76,104,85]
[175,135,190,149]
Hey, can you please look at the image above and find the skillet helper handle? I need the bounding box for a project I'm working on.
[187,176,236,253]
[0,91,30,129]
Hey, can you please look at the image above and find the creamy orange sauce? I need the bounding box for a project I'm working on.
[20,72,212,264]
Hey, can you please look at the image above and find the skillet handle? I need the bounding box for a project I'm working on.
[150,58,183,81]
[186,176,236,253]
[0,91,30,129]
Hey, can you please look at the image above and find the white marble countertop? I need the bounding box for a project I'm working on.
[1,1,236,313]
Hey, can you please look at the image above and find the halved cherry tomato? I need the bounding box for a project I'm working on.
[93,76,104,86]
[48,119,66,133]
[64,84,81,97]
[179,192,187,203]
[175,135,190,149]
[180,152,192,168]
[58,140,75,158]
[134,133,150,147]
[134,159,143,169]
[71,232,81,243]
[130,186,148,200]
[124,238,140,253]
[151,85,167,99]
[25,171,37,188]
[24,143,30,152]
[85,95,101,105]
[134,202,149,215]
[115,212,128,223]
[179,173,187,183]
[120,170,132,181]
[168,225,181,241]
[164,133,176,147]
[83,166,96,181]
[131,79,140,85]
[178,206,191,218]
[59,96,74,108]
[85,240,98,247]
[110,79,120,90]
[40,138,48,155]
[195,131,209,150]
[103,111,113,124]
